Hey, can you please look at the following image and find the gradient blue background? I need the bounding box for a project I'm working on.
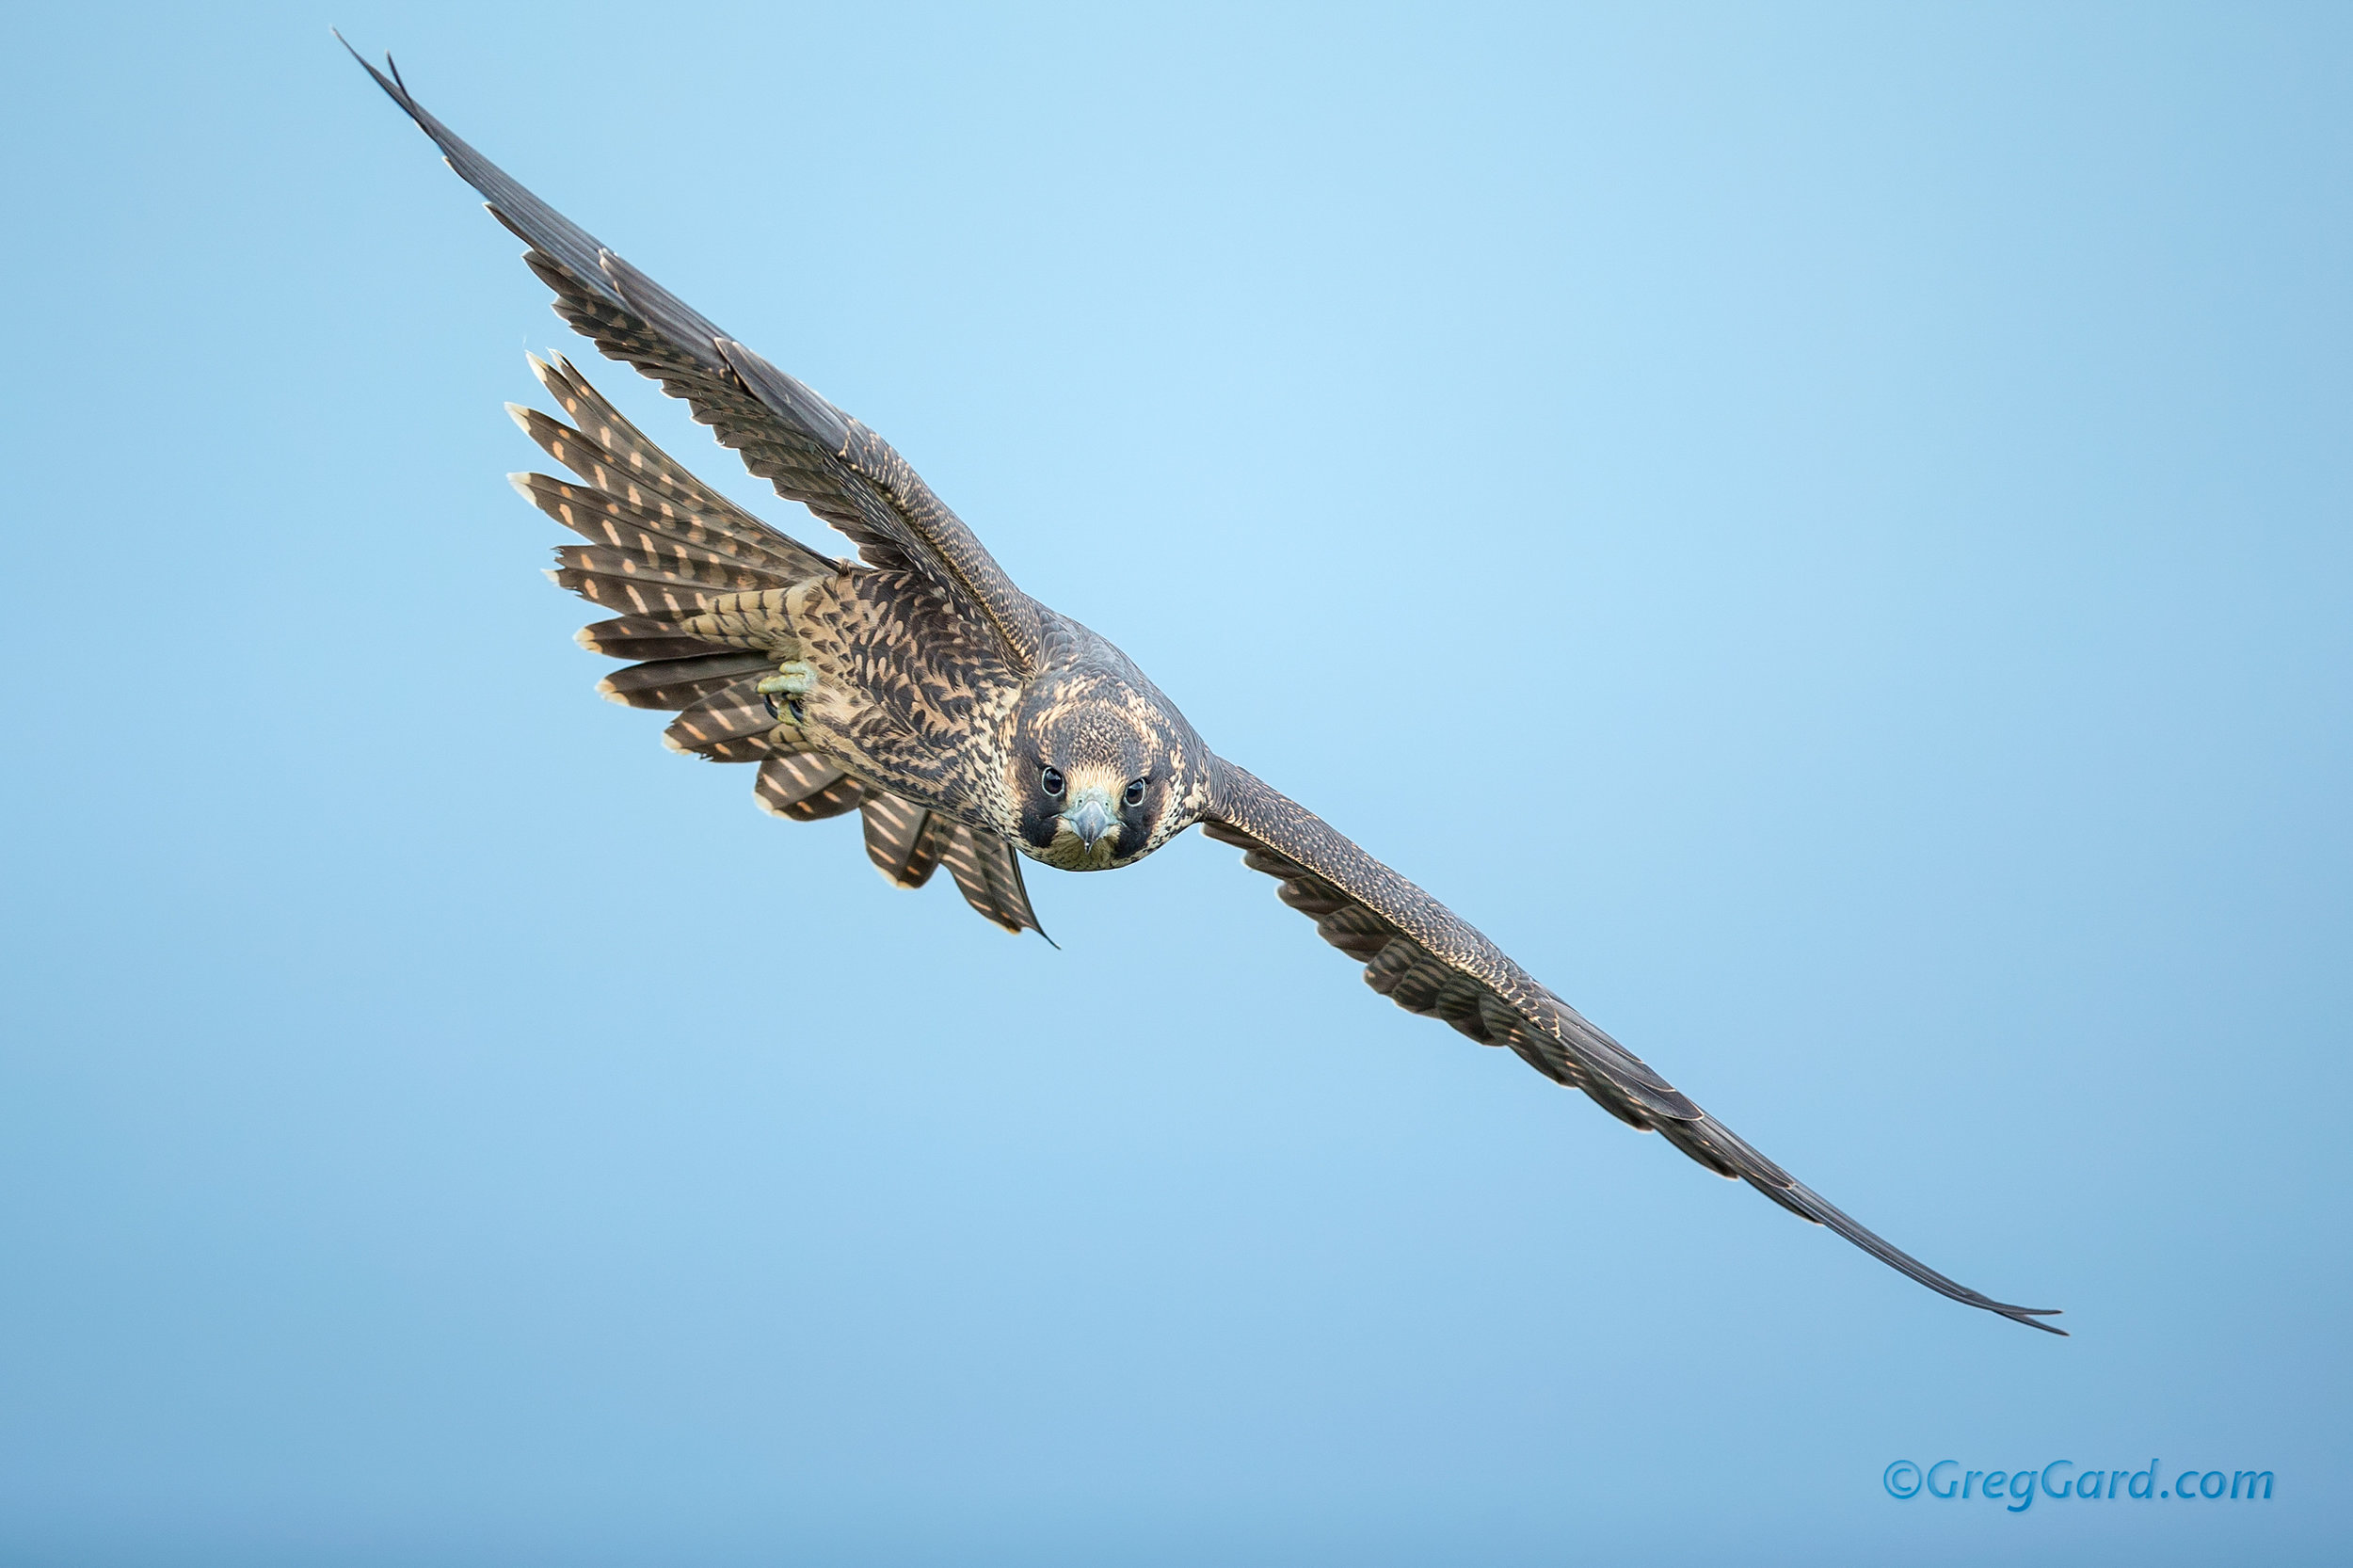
[2,3,2345,1562]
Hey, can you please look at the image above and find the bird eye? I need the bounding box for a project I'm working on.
[1123,778,1146,808]
[1040,766,1064,797]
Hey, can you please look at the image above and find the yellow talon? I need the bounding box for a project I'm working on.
[759,661,814,725]
[757,661,815,697]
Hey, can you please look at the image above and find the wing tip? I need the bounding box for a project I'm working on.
[2000,1305,2068,1336]
[335,30,414,115]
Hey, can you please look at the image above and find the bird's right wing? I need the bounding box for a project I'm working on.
[1201,758,2064,1335]
[344,41,1049,678]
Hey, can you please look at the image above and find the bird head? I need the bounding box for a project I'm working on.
[1008,670,1206,872]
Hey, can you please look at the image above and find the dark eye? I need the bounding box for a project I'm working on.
[1123,778,1146,808]
[1040,766,1064,797]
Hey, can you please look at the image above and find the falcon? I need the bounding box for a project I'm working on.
[349,45,2061,1335]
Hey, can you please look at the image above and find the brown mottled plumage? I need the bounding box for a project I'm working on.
[350,45,2061,1335]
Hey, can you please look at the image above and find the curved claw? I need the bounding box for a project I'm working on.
[756,661,815,697]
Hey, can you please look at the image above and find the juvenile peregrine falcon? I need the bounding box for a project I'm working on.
[350,48,2061,1335]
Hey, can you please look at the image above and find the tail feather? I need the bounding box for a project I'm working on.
[575,616,740,661]
[679,589,802,651]
[939,824,1045,936]
[552,569,810,627]
[508,355,821,648]
[754,766,1046,936]
[501,357,1049,935]
[508,471,800,576]
[520,352,828,577]
[552,566,725,617]
[859,794,946,888]
[663,679,782,756]
[598,650,774,711]
[755,756,869,821]
[696,732,800,763]
[552,542,785,596]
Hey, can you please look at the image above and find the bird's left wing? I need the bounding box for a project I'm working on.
[1200,759,2064,1335]
[344,43,1048,677]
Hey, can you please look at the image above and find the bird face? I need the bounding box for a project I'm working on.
[1008,672,1199,872]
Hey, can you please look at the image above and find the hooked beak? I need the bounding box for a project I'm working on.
[1062,787,1117,849]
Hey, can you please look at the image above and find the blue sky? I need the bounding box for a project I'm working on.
[1,3,2346,1563]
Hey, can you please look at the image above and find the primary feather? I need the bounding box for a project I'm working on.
[349,41,2059,1335]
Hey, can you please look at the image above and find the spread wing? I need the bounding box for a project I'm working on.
[1202,760,2065,1335]
[344,41,1048,677]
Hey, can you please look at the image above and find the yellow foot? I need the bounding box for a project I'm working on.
[758,661,815,724]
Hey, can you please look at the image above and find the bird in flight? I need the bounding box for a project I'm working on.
[347,43,2061,1335]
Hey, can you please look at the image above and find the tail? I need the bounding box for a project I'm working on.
[511,355,1046,939]
[757,762,1048,939]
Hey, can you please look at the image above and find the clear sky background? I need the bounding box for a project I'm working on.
[2,3,2346,1563]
